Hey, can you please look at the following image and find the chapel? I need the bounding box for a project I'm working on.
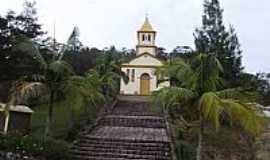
[120,17,170,95]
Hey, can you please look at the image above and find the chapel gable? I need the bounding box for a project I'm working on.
[123,53,163,66]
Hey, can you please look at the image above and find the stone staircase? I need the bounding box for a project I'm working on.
[71,96,173,160]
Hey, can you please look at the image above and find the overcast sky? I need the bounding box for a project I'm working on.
[1,0,269,73]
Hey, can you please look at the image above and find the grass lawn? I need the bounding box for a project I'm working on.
[30,100,97,139]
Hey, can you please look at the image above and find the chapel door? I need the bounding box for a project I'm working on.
[140,73,150,95]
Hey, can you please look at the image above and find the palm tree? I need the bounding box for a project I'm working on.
[4,35,75,137]
[4,35,104,137]
[93,51,128,100]
[151,53,265,160]
[64,72,105,130]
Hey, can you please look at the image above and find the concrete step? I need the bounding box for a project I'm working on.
[71,99,173,160]
[72,151,171,160]
[99,115,166,128]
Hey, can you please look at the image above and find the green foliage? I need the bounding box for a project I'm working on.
[151,87,197,113]
[237,73,270,105]
[92,48,129,99]
[153,54,264,135]
[199,92,264,135]
[9,34,104,137]
[0,133,71,160]
[64,73,105,112]
[152,53,265,160]
[194,0,243,88]
[63,47,101,75]
[175,125,256,160]
[0,0,45,81]
[174,128,196,160]
[30,98,98,140]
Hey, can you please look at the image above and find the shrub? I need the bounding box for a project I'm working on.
[0,133,71,160]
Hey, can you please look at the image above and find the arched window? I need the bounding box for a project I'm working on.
[148,34,151,42]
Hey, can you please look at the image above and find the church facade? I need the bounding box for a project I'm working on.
[120,18,170,95]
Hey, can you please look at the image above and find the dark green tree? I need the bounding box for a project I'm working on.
[194,0,243,88]
[0,0,45,81]
[170,46,195,61]
[238,72,270,105]
[64,47,101,75]
[156,47,168,60]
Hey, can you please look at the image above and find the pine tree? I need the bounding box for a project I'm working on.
[194,0,243,87]
[67,26,82,52]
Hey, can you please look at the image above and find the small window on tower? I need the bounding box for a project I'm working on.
[131,69,135,82]
[148,35,151,42]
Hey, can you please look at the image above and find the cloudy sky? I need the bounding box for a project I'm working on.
[1,0,269,73]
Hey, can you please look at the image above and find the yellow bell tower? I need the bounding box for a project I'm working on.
[136,17,157,56]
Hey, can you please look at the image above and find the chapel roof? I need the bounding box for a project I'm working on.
[121,52,164,66]
[139,17,155,32]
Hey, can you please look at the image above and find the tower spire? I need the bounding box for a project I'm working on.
[139,15,154,32]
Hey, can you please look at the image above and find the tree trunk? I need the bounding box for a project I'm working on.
[250,136,256,160]
[45,91,54,137]
[196,113,204,160]
[3,111,10,135]
[68,106,75,132]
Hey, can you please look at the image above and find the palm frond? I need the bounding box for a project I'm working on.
[199,92,224,129]
[156,58,197,89]
[215,88,257,102]
[199,92,265,135]
[65,73,105,109]
[221,100,265,136]
[47,60,74,82]
[196,53,223,93]
[14,81,47,104]
[151,87,196,113]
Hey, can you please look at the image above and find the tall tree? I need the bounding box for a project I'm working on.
[0,0,45,81]
[5,1,44,40]
[9,36,73,136]
[194,0,243,87]
[66,26,82,52]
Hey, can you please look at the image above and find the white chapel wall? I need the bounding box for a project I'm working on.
[120,67,162,95]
